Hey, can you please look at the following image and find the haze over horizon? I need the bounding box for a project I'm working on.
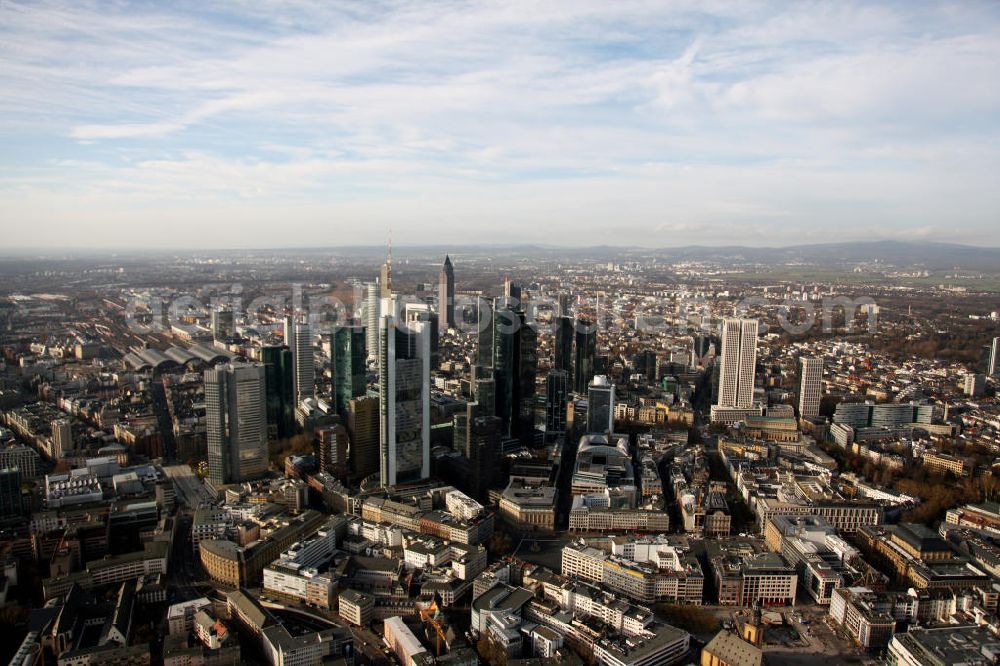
[2,1,999,249]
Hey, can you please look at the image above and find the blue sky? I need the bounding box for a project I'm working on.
[1,0,999,248]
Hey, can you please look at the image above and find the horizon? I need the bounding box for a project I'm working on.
[2,238,1000,256]
[2,2,1000,248]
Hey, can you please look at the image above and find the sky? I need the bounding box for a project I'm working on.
[1,1,999,249]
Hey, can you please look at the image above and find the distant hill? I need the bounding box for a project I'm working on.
[3,240,998,271]
[375,240,1000,271]
[645,240,1000,271]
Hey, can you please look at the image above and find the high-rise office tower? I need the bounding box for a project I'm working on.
[261,344,295,439]
[557,293,571,318]
[284,317,315,406]
[989,337,1000,377]
[438,255,455,330]
[476,298,494,369]
[378,313,431,487]
[965,373,986,397]
[205,363,268,485]
[503,277,522,305]
[692,334,712,362]
[587,375,614,435]
[0,468,25,519]
[717,318,759,409]
[404,302,439,367]
[574,319,597,395]
[317,423,350,478]
[0,443,39,480]
[798,357,823,420]
[545,369,569,442]
[211,309,235,341]
[474,375,496,419]
[554,316,573,375]
[366,281,380,362]
[518,320,538,432]
[379,260,392,299]
[332,325,366,418]
[347,395,379,483]
[454,410,502,501]
[488,303,536,439]
[51,418,72,459]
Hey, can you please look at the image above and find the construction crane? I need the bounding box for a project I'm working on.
[419,602,448,657]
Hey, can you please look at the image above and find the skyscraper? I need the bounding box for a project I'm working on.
[0,468,25,520]
[503,277,522,305]
[438,255,455,330]
[50,418,72,459]
[211,309,235,340]
[454,410,502,501]
[717,318,759,409]
[545,369,569,442]
[587,375,614,435]
[332,325,366,418]
[517,319,538,436]
[989,337,1000,377]
[317,423,349,478]
[476,297,494,369]
[378,312,431,487]
[347,395,379,483]
[798,357,823,420]
[379,260,392,299]
[474,375,496,419]
[261,344,295,439]
[485,302,537,440]
[573,319,596,395]
[284,317,315,406]
[205,363,268,485]
[366,280,380,362]
[554,316,573,376]
[557,293,571,318]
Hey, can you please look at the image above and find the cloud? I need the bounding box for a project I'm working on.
[0,0,999,247]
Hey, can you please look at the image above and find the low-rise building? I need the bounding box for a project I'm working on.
[887,625,1000,666]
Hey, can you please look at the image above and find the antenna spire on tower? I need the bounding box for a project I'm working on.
[386,225,393,292]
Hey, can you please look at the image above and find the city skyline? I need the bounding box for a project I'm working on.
[2,1,1000,248]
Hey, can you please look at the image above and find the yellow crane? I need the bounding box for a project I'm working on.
[419,602,448,657]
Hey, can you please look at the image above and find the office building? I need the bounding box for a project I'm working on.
[587,375,614,435]
[474,374,496,419]
[379,259,392,299]
[211,309,235,340]
[989,337,1000,377]
[480,299,537,440]
[365,281,380,362]
[348,396,379,482]
[261,344,295,439]
[829,587,896,651]
[332,325,366,417]
[454,410,503,500]
[378,312,431,487]
[888,625,1000,666]
[51,418,72,458]
[476,297,494,369]
[205,363,268,485]
[0,443,40,479]
[574,319,596,394]
[438,255,455,330]
[554,316,573,375]
[965,373,986,398]
[545,370,569,442]
[798,357,823,420]
[284,317,315,406]
[0,468,25,519]
[317,424,349,478]
[717,318,758,409]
